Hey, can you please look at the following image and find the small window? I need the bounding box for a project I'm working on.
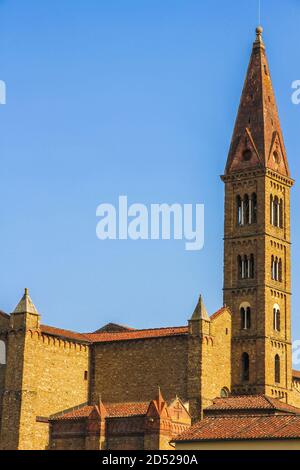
[221,387,230,398]
[242,149,252,161]
[84,371,88,381]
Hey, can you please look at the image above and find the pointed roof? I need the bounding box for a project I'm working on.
[13,288,39,315]
[225,27,290,177]
[191,295,210,321]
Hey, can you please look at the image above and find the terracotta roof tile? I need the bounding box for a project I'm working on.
[205,395,300,415]
[51,402,150,421]
[85,326,189,343]
[175,415,300,442]
[293,370,300,380]
[105,402,149,418]
[40,325,91,343]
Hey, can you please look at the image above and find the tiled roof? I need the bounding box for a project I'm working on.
[94,323,135,333]
[106,402,149,417]
[0,310,9,319]
[84,326,189,343]
[174,415,300,442]
[209,307,228,321]
[293,370,300,380]
[51,405,95,421]
[39,305,225,343]
[40,325,91,343]
[205,395,300,415]
[51,402,150,421]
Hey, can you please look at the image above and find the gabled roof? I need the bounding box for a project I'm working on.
[210,307,229,321]
[93,323,135,333]
[174,414,300,442]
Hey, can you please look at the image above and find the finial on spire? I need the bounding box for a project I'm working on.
[256,25,263,36]
[254,25,264,49]
[25,288,29,296]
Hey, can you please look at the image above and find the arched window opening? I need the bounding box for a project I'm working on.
[244,255,249,279]
[275,355,280,384]
[238,255,255,280]
[278,259,283,283]
[279,199,283,229]
[270,195,274,225]
[250,254,255,279]
[242,353,250,382]
[275,256,279,281]
[241,307,251,330]
[237,196,243,226]
[0,340,6,365]
[271,195,283,228]
[251,193,257,224]
[273,306,281,332]
[238,256,243,279]
[273,196,279,227]
[244,194,250,225]
[271,255,275,280]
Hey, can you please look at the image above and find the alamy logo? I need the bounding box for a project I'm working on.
[0,80,6,105]
[291,80,300,105]
[96,196,205,251]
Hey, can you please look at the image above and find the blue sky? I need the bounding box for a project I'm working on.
[0,1,300,355]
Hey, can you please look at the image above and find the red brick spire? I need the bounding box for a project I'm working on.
[225,27,290,177]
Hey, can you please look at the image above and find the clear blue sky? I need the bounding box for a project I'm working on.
[1,1,300,355]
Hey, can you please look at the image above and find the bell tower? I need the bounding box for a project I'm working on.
[222,27,294,401]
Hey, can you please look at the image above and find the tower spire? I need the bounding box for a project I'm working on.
[225,27,290,178]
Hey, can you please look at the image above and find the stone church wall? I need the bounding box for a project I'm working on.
[91,336,188,404]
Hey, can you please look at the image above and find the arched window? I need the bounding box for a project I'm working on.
[244,255,248,279]
[273,305,281,332]
[271,255,275,280]
[240,306,251,330]
[242,353,250,382]
[250,254,255,279]
[0,340,6,365]
[270,195,274,225]
[238,256,243,279]
[244,194,250,225]
[278,259,283,283]
[279,199,283,228]
[271,195,284,228]
[237,196,243,226]
[220,387,230,398]
[251,193,257,224]
[238,255,255,280]
[273,196,279,227]
[275,355,280,384]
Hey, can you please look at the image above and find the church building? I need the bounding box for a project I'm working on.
[1,27,300,450]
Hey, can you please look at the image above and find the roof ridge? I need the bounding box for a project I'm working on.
[88,325,187,334]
